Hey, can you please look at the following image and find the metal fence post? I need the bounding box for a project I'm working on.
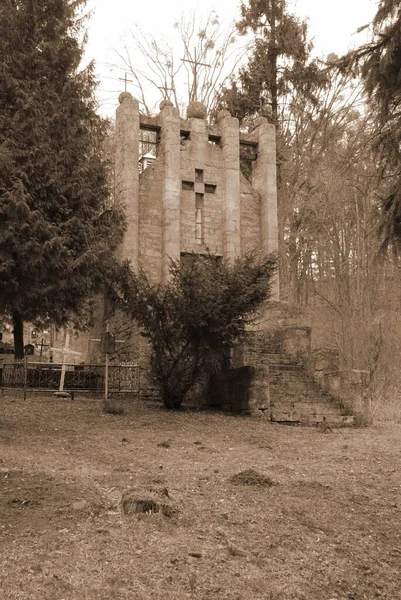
[23,357,27,401]
[0,359,4,396]
[104,353,109,401]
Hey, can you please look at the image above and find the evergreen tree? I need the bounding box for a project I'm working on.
[215,0,324,128]
[337,1,401,251]
[0,0,125,358]
[115,252,277,410]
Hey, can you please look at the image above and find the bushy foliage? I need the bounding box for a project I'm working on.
[0,0,125,357]
[116,252,276,409]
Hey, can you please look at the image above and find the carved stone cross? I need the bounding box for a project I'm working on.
[181,169,216,243]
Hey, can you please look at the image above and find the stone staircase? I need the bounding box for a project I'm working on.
[267,352,355,426]
[213,302,362,425]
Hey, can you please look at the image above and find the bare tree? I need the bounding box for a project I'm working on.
[113,12,248,116]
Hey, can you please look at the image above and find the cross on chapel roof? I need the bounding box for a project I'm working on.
[181,47,210,102]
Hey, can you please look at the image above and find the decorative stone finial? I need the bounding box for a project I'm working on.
[217,109,231,121]
[187,101,207,120]
[254,116,268,128]
[118,91,133,104]
[159,99,174,111]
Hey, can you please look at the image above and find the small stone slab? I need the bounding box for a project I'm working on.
[54,391,71,399]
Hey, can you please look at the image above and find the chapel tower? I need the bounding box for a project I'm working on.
[115,93,279,298]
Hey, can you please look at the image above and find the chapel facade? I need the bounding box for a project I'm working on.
[115,92,279,294]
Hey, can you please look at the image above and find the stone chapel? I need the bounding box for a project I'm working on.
[115,93,279,293]
[109,92,362,424]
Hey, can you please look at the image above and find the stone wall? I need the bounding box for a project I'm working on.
[207,365,269,414]
[310,347,372,425]
[139,159,163,283]
[179,123,224,256]
[240,173,262,255]
[115,95,278,275]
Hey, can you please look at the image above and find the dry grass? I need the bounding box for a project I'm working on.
[1,391,401,599]
[371,385,401,424]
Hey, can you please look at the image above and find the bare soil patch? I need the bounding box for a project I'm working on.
[1,391,401,599]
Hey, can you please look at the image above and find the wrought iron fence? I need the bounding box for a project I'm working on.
[0,362,139,394]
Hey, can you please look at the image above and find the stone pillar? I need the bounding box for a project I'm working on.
[252,118,279,299]
[115,92,140,272]
[188,115,208,160]
[219,110,241,261]
[160,103,181,282]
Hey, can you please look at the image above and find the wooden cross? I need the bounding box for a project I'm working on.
[181,47,210,102]
[157,79,174,100]
[50,330,82,391]
[119,72,133,92]
[90,322,125,400]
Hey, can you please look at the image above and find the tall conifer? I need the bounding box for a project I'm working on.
[0,0,125,357]
[215,0,324,127]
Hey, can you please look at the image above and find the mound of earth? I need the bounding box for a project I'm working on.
[229,468,274,487]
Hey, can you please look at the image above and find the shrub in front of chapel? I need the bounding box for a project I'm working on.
[115,251,276,409]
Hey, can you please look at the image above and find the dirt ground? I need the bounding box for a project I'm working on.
[1,392,401,600]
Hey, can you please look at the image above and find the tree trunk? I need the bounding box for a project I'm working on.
[12,311,24,360]
[163,393,184,410]
[270,0,278,129]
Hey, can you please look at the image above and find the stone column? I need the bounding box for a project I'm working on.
[115,92,140,272]
[219,110,241,261]
[160,103,181,282]
[188,115,208,161]
[252,118,279,299]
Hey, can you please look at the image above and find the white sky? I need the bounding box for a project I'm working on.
[84,0,378,117]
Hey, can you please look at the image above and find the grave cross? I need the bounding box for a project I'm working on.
[50,330,82,391]
[90,322,125,400]
[181,47,210,102]
[118,72,133,92]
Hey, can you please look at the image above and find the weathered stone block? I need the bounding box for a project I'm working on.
[322,371,341,394]
[312,347,340,372]
[281,326,311,358]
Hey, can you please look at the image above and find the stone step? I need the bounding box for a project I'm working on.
[269,372,307,379]
[270,388,343,403]
[272,376,328,389]
[270,395,340,407]
[269,368,310,377]
[267,354,304,365]
[270,397,341,414]
[271,410,355,427]
[270,384,330,395]
[269,364,305,373]
[269,383,311,393]
[269,383,313,394]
